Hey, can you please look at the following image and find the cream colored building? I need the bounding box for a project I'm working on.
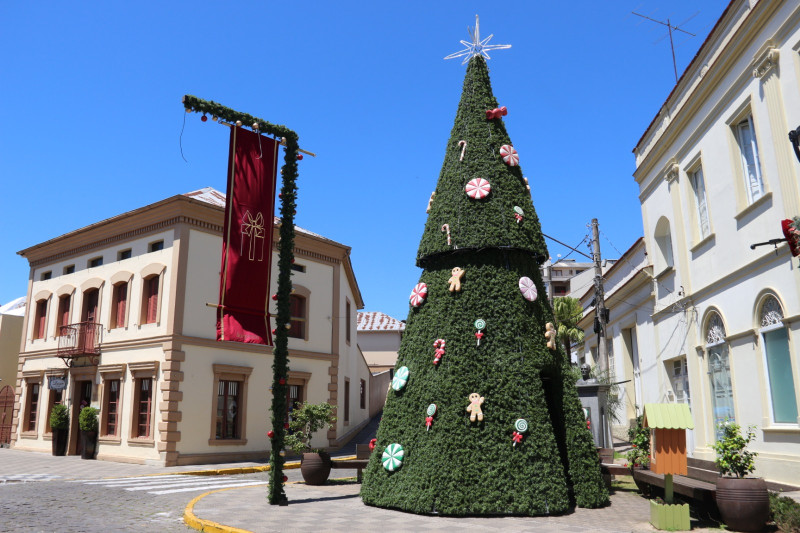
[631,0,800,484]
[356,311,404,373]
[11,187,373,466]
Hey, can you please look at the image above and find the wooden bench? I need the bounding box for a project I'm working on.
[330,443,371,482]
[632,469,717,505]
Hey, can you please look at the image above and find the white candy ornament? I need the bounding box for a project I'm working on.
[410,283,428,307]
[392,366,409,391]
[465,178,491,200]
[518,277,538,302]
[382,443,405,471]
[500,145,519,166]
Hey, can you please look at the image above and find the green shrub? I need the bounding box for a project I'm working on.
[626,415,650,468]
[712,421,757,478]
[770,492,800,533]
[79,406,99,432]
[284,402,336,455]
[49,404,69,430]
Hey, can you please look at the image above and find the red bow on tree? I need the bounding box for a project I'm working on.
[369,438,377,451]
[425,416,434,431]
[485,106,508,120]
[512,431,524,446]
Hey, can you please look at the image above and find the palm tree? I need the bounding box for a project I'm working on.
[552,297,585,360]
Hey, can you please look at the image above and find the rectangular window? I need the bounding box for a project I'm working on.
[553,270,563,276]
[41,271,52,281]
[287,384,304,423]
[135,378,152,438]
[346,300,351,344]
[216,380,241,439]
[88,257,103,268]
[105,379,120,436]
[360,379,366,410]
[56,295,71,336]
[344,379,350,424]
[690,166,710,239]
[111,282,127,329]
[735,115,764,204]
[26,384,40,432]
[607,340,616,380]
[33,300,47,339]
[148,240,164,252]
[290,263,306,273]
[63,265,75,275]
[764,328,799,424]
[117,249,132,261]
[670,358,691,406]
[143,276,159,324]
[288,295,306,339]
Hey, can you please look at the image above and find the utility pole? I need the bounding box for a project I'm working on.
[591,218,609,376]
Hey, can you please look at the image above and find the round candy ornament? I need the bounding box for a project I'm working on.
[409,283,428,307]
[392,366,409,391]
[465,178,491,200]
[426,403,437,417]
[518,277,538,302]
[514,418,529,433]
[500,145,519,166]
[382,443,405,472]
[514,206,524,223]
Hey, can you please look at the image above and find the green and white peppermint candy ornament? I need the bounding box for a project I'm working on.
[426,404,437,416]
[515,418,529,433]
[382,443,405,471]
[391,366,409,391]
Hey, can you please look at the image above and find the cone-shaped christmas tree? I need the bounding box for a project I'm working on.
[359,54,608,516]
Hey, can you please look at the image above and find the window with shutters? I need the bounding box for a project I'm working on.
[142,275,159,325]
[25,383,40,433]
[734,114,764,204]
[111,282,128,329]
[288,294,307,339]
[690,165,710,239]
[56,294,71,336]
[33,299,48,340]
[133,378,152,439]
[105,380,120,436]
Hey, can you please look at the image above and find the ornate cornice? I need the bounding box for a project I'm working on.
[662,160,681,183]
[752,43,779,79]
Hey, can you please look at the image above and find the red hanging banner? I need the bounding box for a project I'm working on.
[217,126,279,345]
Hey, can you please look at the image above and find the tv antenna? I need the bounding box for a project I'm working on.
[632,11,697,84]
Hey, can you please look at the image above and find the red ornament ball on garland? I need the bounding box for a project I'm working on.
[282,475,288,482]
[271,294,278,301]
[279,378,286,385]
[272,328,277,335]
[297,153,303,160]
[201,115,208,122]
[284,422,290,429]
[267,430,275,438]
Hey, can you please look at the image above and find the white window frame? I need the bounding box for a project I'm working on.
[758,296,799,426]
[689,166,710,239]
[734,115,764,204]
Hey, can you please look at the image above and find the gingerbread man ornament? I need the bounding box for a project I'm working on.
[448,267,465,292]
[466,392,484,422]
[545,322,557,350]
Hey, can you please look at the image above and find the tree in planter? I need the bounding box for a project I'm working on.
[360,51,608,516]
[79,406,99,460]
[712,421,757,478]
[49,404,69,456]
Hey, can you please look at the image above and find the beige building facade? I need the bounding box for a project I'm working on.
[631,0,800,485]
[11,188,373,466]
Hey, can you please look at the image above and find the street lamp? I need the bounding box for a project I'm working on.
[790,126,800,163]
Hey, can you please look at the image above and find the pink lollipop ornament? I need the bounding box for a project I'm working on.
[518,277,538,302]
[500,145,519,166]
[465,178,491,200]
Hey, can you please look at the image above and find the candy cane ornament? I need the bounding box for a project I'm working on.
[432,339,446,365]
[458,140,467,161]
[441,224,451,246]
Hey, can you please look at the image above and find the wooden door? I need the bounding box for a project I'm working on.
[71,381,93,455]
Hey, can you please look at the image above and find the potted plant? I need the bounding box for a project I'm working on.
[49,404,69,456]
[626,415,651,495]
[284,402,337,485]
[712,421,768,532]
[79,406,99,460]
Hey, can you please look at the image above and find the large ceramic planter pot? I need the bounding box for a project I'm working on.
[51,428,68,456]
[716,477,769,532]
[80,430,98,460]
[300,452,331,485]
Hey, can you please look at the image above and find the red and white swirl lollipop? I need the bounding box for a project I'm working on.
[465,178,491,200]
[410,283,428,307]
[500,145,519,166]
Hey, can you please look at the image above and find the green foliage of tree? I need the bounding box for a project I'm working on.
[712,421,758,478]
[360,55,608,516]
[770,491,800,533]
[79,406,98,432]
[626,415,650,468]
[284,402,337,455]
[49,404,69,430]
[553,297,585,358]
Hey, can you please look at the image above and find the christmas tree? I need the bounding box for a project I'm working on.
[359,49,608,516]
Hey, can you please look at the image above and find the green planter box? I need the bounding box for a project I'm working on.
[650,500,690,530]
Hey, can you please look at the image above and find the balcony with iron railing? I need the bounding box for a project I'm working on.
[57,322,102,366]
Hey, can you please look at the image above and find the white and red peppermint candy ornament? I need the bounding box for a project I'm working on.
[465,178,491,200]
[518,277,538,302]
[410,283,428,307]
[500,145,519,166]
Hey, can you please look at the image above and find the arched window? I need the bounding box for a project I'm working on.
[760,296,798,424]
[654,217,674,272]
[705,312,734,440]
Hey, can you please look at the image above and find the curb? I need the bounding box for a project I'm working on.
[184,486,255,533]
[178,455,356,477]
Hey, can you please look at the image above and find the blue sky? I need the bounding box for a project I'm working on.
[0,1,730,321]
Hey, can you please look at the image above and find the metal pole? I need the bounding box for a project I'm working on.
[591,219,608,376]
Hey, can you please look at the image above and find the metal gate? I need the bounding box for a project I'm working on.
[0,385,15,445]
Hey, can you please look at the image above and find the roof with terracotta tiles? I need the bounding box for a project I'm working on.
[357,311,406,332]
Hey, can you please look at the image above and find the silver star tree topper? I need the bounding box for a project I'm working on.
[444,15,511,64]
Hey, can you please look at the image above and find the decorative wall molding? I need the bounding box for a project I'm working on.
[752,44,779,78]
